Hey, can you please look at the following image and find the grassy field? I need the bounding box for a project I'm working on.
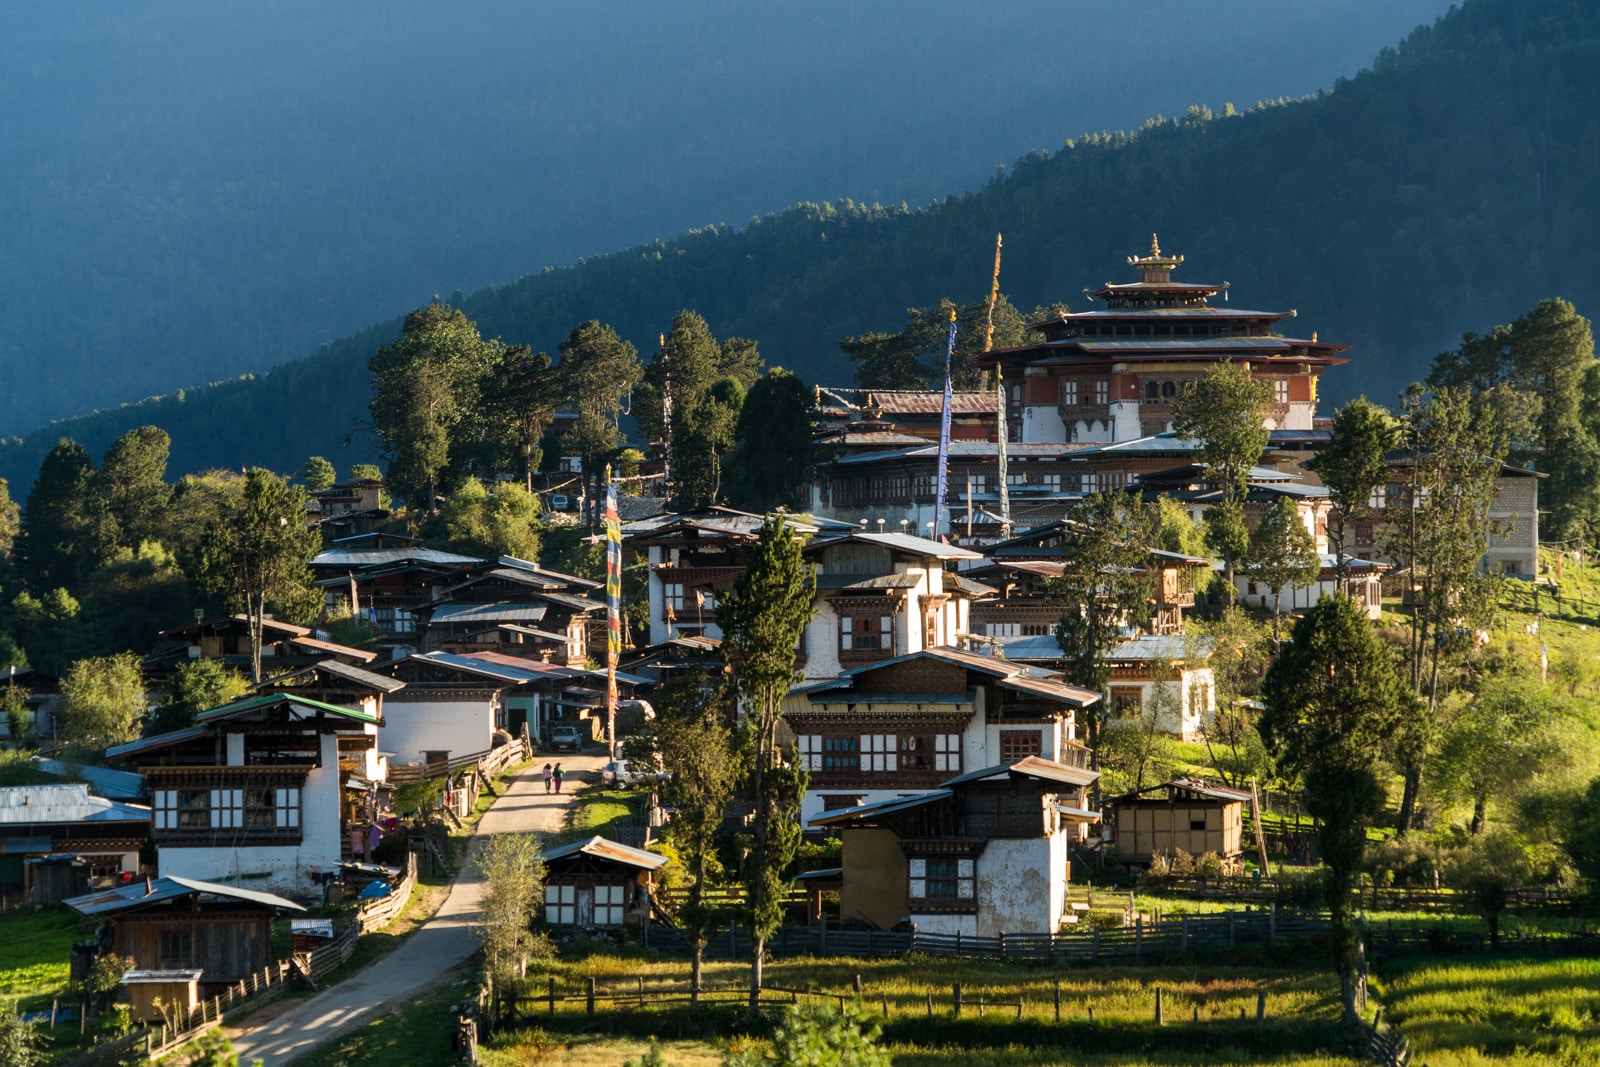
[1379,955,1600,1066]
[563,788,637,842]
[0,908,79,1012]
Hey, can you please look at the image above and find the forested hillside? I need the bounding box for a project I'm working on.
[3,0,1595,488]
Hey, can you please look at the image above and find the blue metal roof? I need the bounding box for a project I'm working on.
[64,876,305,917]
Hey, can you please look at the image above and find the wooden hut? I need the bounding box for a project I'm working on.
[1108,777,1250,873]
[537,836,665,929]
[64,876,303,988]
[121,970,201,1023]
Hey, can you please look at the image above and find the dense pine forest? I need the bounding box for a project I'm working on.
[2,0,1595,488]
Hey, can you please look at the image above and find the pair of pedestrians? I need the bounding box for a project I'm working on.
[541,762,565,794]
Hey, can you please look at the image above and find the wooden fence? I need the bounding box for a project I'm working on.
[1120,875,1595,916]
[294,851,418,987]
[388,737,530,786]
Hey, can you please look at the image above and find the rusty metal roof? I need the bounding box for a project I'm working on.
[865,391,997,416]
[65,876,305,916]
[942,755,1099,789]
[538,835,668,870]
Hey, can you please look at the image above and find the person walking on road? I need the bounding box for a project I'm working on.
[542,763,553,794]
[553,764,564,794]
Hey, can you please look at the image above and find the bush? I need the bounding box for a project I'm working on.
[1362,836,1447,888]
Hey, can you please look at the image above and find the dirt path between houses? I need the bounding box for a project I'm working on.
[228,752,609,1067]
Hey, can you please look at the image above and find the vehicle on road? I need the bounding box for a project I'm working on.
[547,724,583,752]
[601,759,668,788]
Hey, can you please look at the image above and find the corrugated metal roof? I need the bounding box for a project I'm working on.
[64,876,305,917]
[310,547,484,569]
[415,651,539,684]
[808,790,951,827]
[992,635,1065,661]
[827,533,983,560]
[817,573,922,592]
[429,602,550,624]
[0,784,150,825]
[290,636,377,661]
[106,726,211,760]
[537,835,668,870]
[259,660,405,694]
[196,693,380,725]
[998,676,1101,707]
[1071,337,1293,352]
[942,755,1099,789]
[497,623,575,643]
[1108,635,1216,662]
[32,760,145,800]
[865,391,997,416]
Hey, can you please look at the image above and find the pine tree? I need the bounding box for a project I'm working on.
[1243,496,1321,640]
[1309,397,1398,582]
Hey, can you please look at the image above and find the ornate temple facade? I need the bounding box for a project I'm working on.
[981,237,1349,444]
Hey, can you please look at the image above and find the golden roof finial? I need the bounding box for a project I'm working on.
[1151,233,1161,256]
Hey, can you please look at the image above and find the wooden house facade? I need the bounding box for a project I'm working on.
[1107,778,1250,872]
[538,836,666,930]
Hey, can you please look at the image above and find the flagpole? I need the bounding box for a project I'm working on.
[984,234,1011,538]
[604,465,623,756]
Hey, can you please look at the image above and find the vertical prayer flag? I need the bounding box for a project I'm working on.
[605,468,622,748]
[933,310,956,541]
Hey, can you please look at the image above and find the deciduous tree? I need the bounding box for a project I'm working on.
[1310,397,1398,581]
[58,652,146,749]
[1170,361,1272,595]
[1047,492,1157,757]
[476,832,548,1017]
[1243,495,1321,640]
[193,470,321,682]
[421,477,541,561]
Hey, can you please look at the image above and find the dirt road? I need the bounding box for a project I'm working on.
[229,752,607,1067]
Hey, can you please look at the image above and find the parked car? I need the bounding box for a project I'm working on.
[549,494,572,512]
[547,724,583,752]
[602,759,668,788]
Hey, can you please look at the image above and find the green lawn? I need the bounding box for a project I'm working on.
[563,788,637,842]
[0,908,79,1012]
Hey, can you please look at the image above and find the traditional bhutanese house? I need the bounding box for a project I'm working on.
[0,667,62,743]
[409,556,602,663]
[1132,461,1333,556]
[810,756,1099,935]
[369,651,524,768]
[616,635,723,688]
[800,532,988,681]
[1107,777,1251,873]
[537,836,667,929]
[106,693,383,894]
[998,633,1216,741]
[975,522,1209,639]
[622,508,850,646]
[308,538,484,645]
[782,647,1099,825]
[976,238,1348,445]
[0,784,151,892]
[142,615,377,690]
[1234,554,1388,621]
[1363,456,1545,579]
[307,479,389,541]
[64,876,303,997]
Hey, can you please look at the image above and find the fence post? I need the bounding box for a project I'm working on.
[1154,987,1163,1026]
[854,974,864,999]
[953,983,963,1016]
[1181,917,1189,953]
[881,993,889,1018]
[1269,903,1277,942]
[1256,990,1266,1026]
[729,920,737,959]
[638,976,644,1008]
[956,930,963,957]
[999,930,1007,958]
[1228,913,1236,947]
[1093,928,1101,961]
[926,992,933,1017]
[1135,917,1142,959]
[586,977,596,1015]
[1054,979,1061,1023]
[548,977,556,1015]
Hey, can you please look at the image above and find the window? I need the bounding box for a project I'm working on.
[177,790,209,829]
[822,793,865,810]
[246,788,277,828]
[663,583,684,614]
[908,857,975,903]
[898,735,937,771]
[1000,730,1043,762]
[545,884,576,925]
[1061,380,1078,406]
[969,474,988,495]
[797,735,821,771]
[275,787,301,829]
[1006,473,1027,486]
[822,735,859,772]
[1162,381,1176,398]
[1110,687,1143,719]
[1355,524,1374,546]
[1078,473,1099,494]
[1040,473,1061,491]
[860,734,897,772]
[1145,381,1160,400]
[211,789,243,829]
[934,733,961,772]
[158,929,192,967]
[985,622,1020,637]
[594,884,627,925]
[1274,379,1290,404]
[1094,380,1109,405]
[840,616,890,651]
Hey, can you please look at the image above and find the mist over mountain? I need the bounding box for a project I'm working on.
[1,0,1449,436]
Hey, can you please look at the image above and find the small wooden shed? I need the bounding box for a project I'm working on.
[64,876,304,988]
[537,836,666,929]
[121,970,201,1023]
[1109,778,1250,872]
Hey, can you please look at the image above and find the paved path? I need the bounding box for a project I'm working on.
[230,752,608,1067]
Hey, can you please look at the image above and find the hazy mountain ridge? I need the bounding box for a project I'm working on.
[3,0,1595,489]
